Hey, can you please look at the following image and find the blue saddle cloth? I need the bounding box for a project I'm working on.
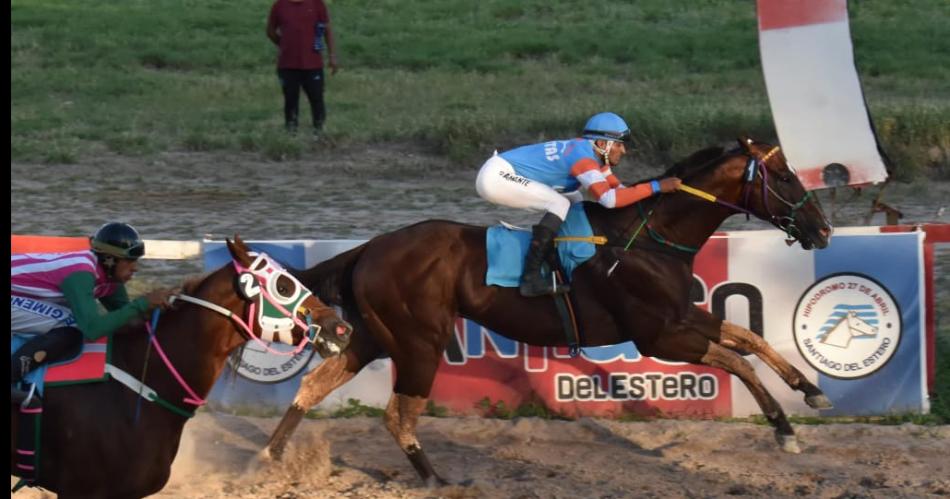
[486,204,597,287]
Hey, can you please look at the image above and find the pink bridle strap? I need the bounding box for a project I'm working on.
[145,320,205,407]
[230,258,316,356]
[135,254,322,412]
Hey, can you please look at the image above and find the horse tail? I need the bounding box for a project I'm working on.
[298,244,367,305]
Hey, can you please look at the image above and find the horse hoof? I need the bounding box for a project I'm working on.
[805,394,833,409]
[423,475,450,488]
[776,434,801,454]
[258,446,281,463]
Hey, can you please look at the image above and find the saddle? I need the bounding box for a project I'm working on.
[485,204,605,356]
[11,333,110,489]
[485,204,601,287]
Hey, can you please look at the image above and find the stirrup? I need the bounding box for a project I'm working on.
[519,273,569,297]
[13,383,40,409]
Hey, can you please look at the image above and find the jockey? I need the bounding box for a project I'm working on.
[476,112,682,297]
[11,222,175,388]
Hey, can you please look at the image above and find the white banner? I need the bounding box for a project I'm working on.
[757,0,888,189]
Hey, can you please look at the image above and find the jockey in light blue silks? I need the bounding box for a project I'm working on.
[475,112,682,297]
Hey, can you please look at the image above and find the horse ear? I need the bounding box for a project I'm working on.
[233,234,248,251]
[226,235,253,266]
[225,237,237,258]
[736,136,753,152]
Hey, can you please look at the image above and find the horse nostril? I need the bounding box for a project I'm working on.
[336,323,352,337]
[820,227,831,238]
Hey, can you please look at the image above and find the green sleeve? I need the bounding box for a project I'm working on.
[60,272,150,340]
[99,284,131,311]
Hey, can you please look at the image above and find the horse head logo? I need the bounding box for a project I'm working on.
[816,307,879,349]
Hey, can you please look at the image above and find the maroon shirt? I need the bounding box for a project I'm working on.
[267,0,330,69]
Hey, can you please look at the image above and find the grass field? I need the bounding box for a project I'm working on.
[10,0,950,176]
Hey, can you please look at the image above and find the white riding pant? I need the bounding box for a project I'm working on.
[475,154,571,221]
[11,296,75,336]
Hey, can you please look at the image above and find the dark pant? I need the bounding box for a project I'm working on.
[278,68,326,130]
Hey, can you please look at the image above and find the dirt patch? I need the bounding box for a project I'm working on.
[14,413,949,498]
[15,147,948,243]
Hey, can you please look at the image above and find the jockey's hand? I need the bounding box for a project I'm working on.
[144,288,176,311]
[659,177,683,193]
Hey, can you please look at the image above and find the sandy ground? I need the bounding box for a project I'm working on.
[11,148,950,498]
[13,413,950,498]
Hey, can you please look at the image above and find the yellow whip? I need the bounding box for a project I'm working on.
[552,184,720,247]
[677,184,717,203]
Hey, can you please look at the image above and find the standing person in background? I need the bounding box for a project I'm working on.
[267,0,339,134]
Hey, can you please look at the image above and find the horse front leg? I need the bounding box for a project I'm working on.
[383,392,447,487]
[719,321,832,410]
[648,320,801,454]
[700,342,801,453]
[262,354,355,461]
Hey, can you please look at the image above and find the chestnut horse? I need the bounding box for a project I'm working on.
[10,236,352,498]
[265,138,834,486]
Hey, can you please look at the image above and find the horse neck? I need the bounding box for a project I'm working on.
[647,156,747,249]
[117,271,247,404]
[647,195,734,249]
[155,306,246,395]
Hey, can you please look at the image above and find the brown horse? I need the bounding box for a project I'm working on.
[264,138,834,486]
[10,236,352,498]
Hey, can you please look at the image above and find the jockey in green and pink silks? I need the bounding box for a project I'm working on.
[11,223,174,386]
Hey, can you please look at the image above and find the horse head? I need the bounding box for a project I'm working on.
[676,137,832,250]
[733,137,832,249]
[226,235,353,357]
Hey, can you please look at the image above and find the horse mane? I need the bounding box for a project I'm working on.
[111,274,211,336]
[662,146,729,180]
[178,274,207,296]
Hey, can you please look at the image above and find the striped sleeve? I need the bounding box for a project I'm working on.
[570,159,656,208]
[601,166,623,188]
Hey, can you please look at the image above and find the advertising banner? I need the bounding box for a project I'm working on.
[203,229,930,417]
[430,231,927,418]
[11,226,939,417]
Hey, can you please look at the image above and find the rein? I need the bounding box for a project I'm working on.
[113,253,324,418]
[605,145,812,275]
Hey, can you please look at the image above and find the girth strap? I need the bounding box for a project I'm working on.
[105,363,195,418]
[105,363,158,402]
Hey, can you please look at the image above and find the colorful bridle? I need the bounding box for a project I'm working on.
[126,252,337,417]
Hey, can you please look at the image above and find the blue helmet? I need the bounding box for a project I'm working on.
[582,112,633,145]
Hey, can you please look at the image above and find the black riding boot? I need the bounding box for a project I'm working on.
[11,327,84,384]
[520,213,570,297]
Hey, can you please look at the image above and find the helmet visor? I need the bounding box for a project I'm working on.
[584,129,632,144]
[126,242,145,259]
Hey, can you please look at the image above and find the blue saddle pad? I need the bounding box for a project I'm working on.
[486,204,597,287]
